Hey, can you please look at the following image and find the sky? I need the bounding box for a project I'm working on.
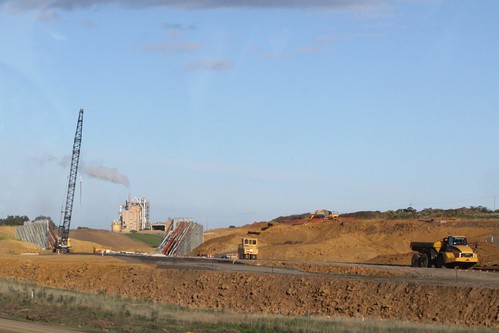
[1,0,498,230]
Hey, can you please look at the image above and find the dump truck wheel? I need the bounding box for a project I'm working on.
[435,255,444,268]
[418,253,428,268]
[411,253,420,267]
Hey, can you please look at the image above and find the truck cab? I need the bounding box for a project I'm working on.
[238,237,258,260]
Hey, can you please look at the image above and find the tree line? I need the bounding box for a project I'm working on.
[0,215,55,227]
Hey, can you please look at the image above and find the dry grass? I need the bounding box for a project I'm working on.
[0,278,492,333]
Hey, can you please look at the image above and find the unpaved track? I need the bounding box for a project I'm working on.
[118,254,499,287]
[0,318,86,333]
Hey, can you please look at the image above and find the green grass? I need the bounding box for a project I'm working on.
[0,279,495,333]
[123,232,164,247]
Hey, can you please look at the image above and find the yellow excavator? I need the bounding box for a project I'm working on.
[309,209,339,221]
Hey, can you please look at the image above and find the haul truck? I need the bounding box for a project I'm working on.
[410,235,478,269]
[238,237,258,260]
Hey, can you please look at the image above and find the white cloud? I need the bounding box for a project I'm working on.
[185,59,233,71]
[143,41,203,53]
[49,31,67,41]
[0,0,380,13]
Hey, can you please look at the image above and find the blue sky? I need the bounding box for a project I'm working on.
[1,0,498,230]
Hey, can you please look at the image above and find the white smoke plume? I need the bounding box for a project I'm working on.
[80,165,130,188]
[39,154,130,188]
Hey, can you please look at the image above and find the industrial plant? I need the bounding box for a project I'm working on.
[112,196,150,233]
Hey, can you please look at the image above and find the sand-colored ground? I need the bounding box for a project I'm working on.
[0,254,497,328]
[0,226,155,254]
[69,229,156,253]
[4,219,496,266]
[198,218,499,266]
[0,219,498,328]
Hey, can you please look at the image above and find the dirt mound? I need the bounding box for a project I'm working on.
[70,229,155,253]
[197,219,499,266]
[0,226,16,238]
[0,239,40,254]
[0,227,157,254]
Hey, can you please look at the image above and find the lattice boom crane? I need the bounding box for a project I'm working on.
[54,109,84,253]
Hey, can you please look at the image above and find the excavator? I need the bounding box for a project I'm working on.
[309,209,339,221]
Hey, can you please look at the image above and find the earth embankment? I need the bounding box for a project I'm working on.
[0,255,497,328]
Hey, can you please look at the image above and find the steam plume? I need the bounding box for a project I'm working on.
[81,165,130,188]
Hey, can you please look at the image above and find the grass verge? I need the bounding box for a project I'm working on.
[123,233,164,247]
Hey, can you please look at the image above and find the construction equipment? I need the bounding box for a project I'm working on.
[309,209,339,221]
[238,237,258,260]
[410,235,478,269]
[53,109,84,253]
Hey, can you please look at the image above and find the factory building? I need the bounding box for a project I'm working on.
[112,196,150,232]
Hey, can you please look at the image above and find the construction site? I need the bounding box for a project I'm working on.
[1,110,498,331]
[2,214,499,330]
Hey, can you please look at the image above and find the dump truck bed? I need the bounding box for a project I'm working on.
[410,242,435,252]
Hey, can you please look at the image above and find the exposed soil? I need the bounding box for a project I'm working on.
[1,218,498,329]
[199,219,499,267]
[69,229,155,253]
[0,254,497,328]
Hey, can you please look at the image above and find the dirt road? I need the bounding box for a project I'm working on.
[119,254,499,287]
[0,318,86,333]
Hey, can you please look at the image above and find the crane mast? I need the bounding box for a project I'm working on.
[55,109,84,253]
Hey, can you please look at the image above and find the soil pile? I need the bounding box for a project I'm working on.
[70,229,154,253]
[198,218,499,266]
[0,226,155,254]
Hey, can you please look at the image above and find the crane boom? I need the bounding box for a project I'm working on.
[54,109,84,253]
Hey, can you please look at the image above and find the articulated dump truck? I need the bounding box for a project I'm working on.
[410,235,478,269]
[238,237,258,260]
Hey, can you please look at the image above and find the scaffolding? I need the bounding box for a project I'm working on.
[15,220,57,249]
[156,218,203,256]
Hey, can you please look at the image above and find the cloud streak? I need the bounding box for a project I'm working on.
[143,41,203,53]
[1,0,379,13]
[185,59,234,71]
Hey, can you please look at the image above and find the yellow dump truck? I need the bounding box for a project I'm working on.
[309,209,339,221]
[410,235,478,269]
[238,237,258,260]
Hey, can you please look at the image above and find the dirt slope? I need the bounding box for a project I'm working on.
[0,226,156,254]
[3,219,497,266]
[197,218,499,266]
[0,219,498,329]
[69,229,156,253]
